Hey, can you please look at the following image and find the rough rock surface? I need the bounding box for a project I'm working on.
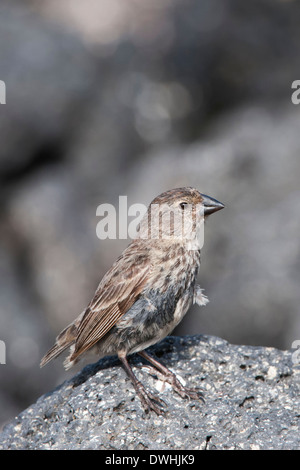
[0,335,299,450]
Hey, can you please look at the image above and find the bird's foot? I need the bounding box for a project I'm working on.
[140,361,204,402]
[135,380,167,415]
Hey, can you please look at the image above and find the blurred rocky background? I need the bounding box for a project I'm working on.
[0,0,300,429]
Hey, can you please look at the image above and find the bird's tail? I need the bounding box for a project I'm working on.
[40,323,77,368]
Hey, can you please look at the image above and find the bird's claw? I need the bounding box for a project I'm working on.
[136,382,167,415]
[140,363,204,403]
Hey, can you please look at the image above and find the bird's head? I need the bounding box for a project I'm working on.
[138,187,224,247]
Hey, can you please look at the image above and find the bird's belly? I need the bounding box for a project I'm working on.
[106,286,193,354]
[128,291,192,354]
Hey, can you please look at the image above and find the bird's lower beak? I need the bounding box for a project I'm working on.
[201,193,225,216]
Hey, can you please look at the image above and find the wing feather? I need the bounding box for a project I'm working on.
[70,243,151,360]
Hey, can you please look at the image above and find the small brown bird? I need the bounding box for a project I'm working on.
[41,187,224,414]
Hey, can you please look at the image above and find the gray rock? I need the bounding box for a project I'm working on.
[0,0,97,177]
[1,335,299,450]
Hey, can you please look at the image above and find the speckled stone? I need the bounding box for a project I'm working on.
[0,335,299,450]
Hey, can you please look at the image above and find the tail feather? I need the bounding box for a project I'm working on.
[40,323,77,368]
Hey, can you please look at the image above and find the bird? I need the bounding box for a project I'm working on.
[41,187,224,414]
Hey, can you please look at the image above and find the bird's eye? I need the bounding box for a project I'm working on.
[180,202,188,210]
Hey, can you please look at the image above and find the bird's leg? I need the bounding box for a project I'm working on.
[118,352,166,415]
[138,350,204,402]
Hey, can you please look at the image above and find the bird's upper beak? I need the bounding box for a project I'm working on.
[201,193,225,216]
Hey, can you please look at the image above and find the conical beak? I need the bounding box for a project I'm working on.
[201,193,225,216]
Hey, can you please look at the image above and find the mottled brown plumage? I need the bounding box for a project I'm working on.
[41,187,224,414]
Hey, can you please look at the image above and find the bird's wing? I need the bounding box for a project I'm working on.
[71,244,151,360]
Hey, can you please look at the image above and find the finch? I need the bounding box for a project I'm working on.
[41,187,224,414]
